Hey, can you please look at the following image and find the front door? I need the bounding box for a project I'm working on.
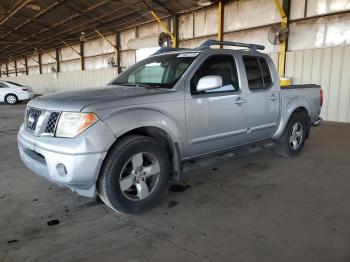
[184,54,247,157]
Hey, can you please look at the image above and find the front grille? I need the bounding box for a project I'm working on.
[26,107,42,132]
[45,112,60,134]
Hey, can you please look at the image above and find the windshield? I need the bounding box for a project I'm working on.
[5,81,23,86]
[111,53,198,89]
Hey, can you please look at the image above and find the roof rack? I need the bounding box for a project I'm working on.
[151,47,190,56]
[196,40,265,51]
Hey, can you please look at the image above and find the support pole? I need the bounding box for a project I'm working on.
[274,0,289,78]
[115,31,121,74]
[15,60,18,76]
[172,14,178,48]
[24,57,28,75]
[55,48,60,73]
[38,53,42,74]
[217,0,224,48]
[6,63,9,76]
[80,41,85,71]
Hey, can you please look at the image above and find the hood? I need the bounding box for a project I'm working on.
[28,85,175,112]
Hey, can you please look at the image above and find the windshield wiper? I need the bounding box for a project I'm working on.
[116,82,165,89]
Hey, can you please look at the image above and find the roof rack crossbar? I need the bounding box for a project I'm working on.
[196,40,265,51]
[151,47,190,55]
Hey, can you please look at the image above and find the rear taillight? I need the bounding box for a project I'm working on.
[320,88,323,107]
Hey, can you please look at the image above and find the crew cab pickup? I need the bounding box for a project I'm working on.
[18,40,323,214]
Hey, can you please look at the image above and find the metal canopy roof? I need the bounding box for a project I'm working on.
[0,0,199,63]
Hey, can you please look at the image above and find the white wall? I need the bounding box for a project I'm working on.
[286,45,350,123]
[0,68,118,94]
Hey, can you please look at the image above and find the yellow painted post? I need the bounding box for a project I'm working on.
[95,30,117,51]
[273,0,288,78]
[62,41,81,56]
[217,0,224,48]
[150,10,176,48]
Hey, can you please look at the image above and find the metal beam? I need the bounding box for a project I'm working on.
[29,56,39,64]
[153,0,173,14]
[0,0,32,27]
[150,10,176,47]
[0,1,63,42]
[62,41,81,57]
[95,30,117,51]
[0,2,150,60]
[0,1,110,53]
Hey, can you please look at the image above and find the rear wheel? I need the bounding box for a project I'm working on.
[275,112,307,157]
[97,135,170,214]
[5,94,18,105]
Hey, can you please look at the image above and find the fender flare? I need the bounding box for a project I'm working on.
[273,95,311,140]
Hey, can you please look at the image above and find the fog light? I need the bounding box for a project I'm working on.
[56,163,68,177]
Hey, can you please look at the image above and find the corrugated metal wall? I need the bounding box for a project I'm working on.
[0,68,118,94]
[285,45,350,123]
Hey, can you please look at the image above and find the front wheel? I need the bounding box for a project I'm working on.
[97,135,170,214]
[275,112,307,157]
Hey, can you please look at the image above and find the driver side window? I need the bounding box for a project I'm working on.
[191,55,239,94]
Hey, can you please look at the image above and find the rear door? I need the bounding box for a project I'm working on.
[184,53,247,157]
[242,55,280,141]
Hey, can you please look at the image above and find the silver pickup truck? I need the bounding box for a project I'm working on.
[18,40,323,214]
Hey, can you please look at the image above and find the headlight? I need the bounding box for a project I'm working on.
[55,112,98,138]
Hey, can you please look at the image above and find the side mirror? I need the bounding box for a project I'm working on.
[196,75,223,92]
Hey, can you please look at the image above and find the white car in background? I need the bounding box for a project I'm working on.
[0,80,34,104]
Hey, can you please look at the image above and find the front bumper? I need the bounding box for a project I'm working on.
[17,121,116,197]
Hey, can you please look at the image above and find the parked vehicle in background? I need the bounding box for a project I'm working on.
[18,40,323,214]
[0,80,34,104]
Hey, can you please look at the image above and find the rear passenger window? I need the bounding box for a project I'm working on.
[259,57,272,88]
[242,56,272,90]
[191,55,239,94]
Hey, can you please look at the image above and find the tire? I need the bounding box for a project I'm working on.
[275,111,307,157]
[5,94,18,105]
[97,135,170,214]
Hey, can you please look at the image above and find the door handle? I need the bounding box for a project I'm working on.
[270,94,278,101]
[234,97,246,105]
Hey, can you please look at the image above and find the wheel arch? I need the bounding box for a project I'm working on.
[103,125,182,181]
[273,103,310,140]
